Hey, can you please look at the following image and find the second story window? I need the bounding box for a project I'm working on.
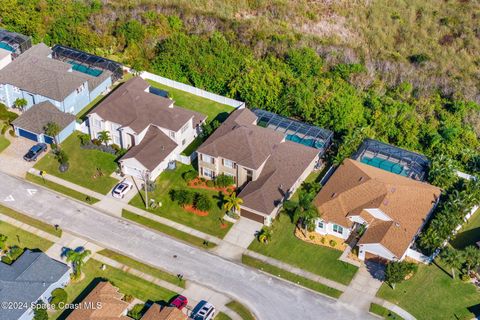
[202,154,215,164]
[223,159,235,168]
[93,119,101,129]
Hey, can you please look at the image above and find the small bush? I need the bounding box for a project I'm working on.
[1,255,12,264]
[215,174,235,187]
[123,294,134,303]
[92,138,102,146]
[0,103,18,122]
[194,193,212,211]
[460,273,470,282]
[111,143,121,152]
[77,133,91,146]
[1,124,7,135]
[320,237,325,244]
[8,129,14,137]
[55,149,69,165]
[206,180,215,187]
[183,170,198,182]
[170,189,194,206]
[200,177,206,182]
[329,239,337,247]
[50,288,68,309]
[127,303,146,320]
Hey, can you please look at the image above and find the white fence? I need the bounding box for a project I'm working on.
[406,248,430,264]
[75,121,89,134]
[140,71,245,109]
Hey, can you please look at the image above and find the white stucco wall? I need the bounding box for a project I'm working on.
[314,220,351,240]
[358,243,397,261]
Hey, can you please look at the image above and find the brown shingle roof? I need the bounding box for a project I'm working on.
[314,159,442,258]
[89,77,206,133]
[12,101,75,134]
[141,305,187,320]
[66,282,130,320]
[119,126,178,171]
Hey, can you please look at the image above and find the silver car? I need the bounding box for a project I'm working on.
[191,301,216,320]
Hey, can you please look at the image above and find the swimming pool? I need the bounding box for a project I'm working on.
[360,156,408,176]
[68,61,103,77]
[286,134,325,149]
[0,42,14,52]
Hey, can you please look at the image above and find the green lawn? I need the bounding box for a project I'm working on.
[226,301,256,320]
[216,313,233,320]
[122,210,216,249]
[0,203,62,237]
[0,220,53,252]
[129,162,232,238]
[451,208,480,249]
[98,249,186,288]
[242,255,342,299]
[34,132,119,194]
[146,79,234,124]
[376,262,479,320]
[369,303,404,319]
[26,173,100,205]
[248,214,357,285]
[0,134,10,153]
[53,259,177,319]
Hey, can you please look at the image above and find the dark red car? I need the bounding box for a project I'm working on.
[170,295,188,310]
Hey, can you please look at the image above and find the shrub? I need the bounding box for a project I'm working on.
[183,170,198,182]
[111,143,121,152]
[215,174,235,187]
[206,180,215,187]
[127,303,146,320]
[194,193,212,211]
[8,129,14,137]
[1,124,7,135]
[0,103,18,122]
[55,149,69,165]
[170,189,193,206]
[320,237,325,244]
[78,133,91,146]
[329,239,337,247]
[1,255,12,264]
[92,138,102,146]
[385,261,418,289]
[123,294,134,303]
[50,288,68,309]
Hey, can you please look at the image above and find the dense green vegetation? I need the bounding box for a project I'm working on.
[0,0,478,175]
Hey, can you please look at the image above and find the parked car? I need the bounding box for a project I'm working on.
[170,295,188,310]
[23,143,47,162]
[191,301,216,320]
[112,180,133,199]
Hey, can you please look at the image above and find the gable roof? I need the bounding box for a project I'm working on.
[66,282,130,320]
[314,159,442,258]
[11,101,75,134]
[0,250,69,320]
[119,126,178,171]
[141,305,187,320]
[0,43,96,101]
[89,77,206,133]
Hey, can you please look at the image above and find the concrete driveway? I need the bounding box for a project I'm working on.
[0,172,374,320]
[0,135,48,177]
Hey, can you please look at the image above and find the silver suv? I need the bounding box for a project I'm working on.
[191,301,216,320]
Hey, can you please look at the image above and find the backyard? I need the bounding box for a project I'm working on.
[52,259,177,319]
[451,208,480,249]
[34,132,119,194]
[377,261,479,320]
[129,162,232,238]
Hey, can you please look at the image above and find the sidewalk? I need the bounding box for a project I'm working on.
[372,298,417,320]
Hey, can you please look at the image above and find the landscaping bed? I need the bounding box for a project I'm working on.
[34,132,119,194]
[129,163,232,238]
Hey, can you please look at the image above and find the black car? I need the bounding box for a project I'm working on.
[23,143,48,162]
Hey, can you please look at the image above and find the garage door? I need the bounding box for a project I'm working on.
[44,135,54,144]
[18,128,39,142]
[365,252,389,265]
[240,208,265,224]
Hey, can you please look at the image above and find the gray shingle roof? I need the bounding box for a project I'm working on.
[0,43,107,101]
[12,101,76,135]
[0,250,70,320]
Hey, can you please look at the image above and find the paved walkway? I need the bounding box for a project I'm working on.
[214,218,262,260]
[372,298,417,320]
[339,265,383,311]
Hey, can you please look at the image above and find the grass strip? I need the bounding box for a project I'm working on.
[98,248,186,288]
[226,300,256,320]
[26,173,100,205]
[369,303,404,319]
[242,255,342,299]
[122,210,216,249]
[0,203,62,237]
[0,220,53,251]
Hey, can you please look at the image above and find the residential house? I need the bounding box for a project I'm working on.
[66,281,130,320]
[0,250,70,320]
[0,43,112,114]
[87,76,207,180]
[0,28,32,59]
[141,304,187,320]
[11,101,76,144]
[313,159,442,263]
[0,48,11,70]
[197,108,320,225]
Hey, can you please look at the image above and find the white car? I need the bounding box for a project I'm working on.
[112,180,133,199]
[192,301,216,320]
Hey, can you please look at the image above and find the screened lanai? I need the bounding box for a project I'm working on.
[252,108,333,155]
[0,29,32,58]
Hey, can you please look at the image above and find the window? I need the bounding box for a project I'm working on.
[203,168,214,178]
[333,224,343,234]
[246,169,253,182]
[202,154,214,164]
[170,131,175,139]
[223,159,235,168]
[317,221,324,229]
[93,119,101,128]
[113,135,120,145]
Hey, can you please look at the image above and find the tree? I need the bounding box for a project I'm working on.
[50,288,68,309]
[97,130,110,146]
[44,122,61,147]
[223,192,243,213]
[194,193,212,211]
[215,174,234,188]
[65,247,91,279]
[463,246,480,274]
[258,227,272,244]
[385,261,417,289]
[283,191,319,236]
[428,154,458,189]
[33,301,48,320]
[55,149,69,172]
[170,189,194,207]
[13,98,27,111]
[440,247,464,279]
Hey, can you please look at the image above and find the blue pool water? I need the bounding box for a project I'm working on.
[68,61,102,77]
[286,134,324,149]
[0,42,14,52]
[360,156,407,176]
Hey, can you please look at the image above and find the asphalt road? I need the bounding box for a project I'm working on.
[0,172,372,320]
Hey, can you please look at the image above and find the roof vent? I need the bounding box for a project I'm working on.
[359,176,364,182]
[161,145,165,151]
[395,222,400,227]
[383,199,389,205]
[331,192,337,198]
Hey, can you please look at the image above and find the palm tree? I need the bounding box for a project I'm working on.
[283,191,319,236]
[65,247,91,278]
[463,245,480,274]
[440,246,463,279]
[97,130,111,146]
[258,227,272,244]
[223,192,243,213]
[44,122,61,147]
[14,98,27,111]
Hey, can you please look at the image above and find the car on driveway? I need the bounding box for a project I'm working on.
[112,180,133,199]
[170,295,188,310]
[23,143,47,162]
[191,301,216,320]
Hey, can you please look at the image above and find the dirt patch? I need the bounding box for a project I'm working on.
[294,228,347,251]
